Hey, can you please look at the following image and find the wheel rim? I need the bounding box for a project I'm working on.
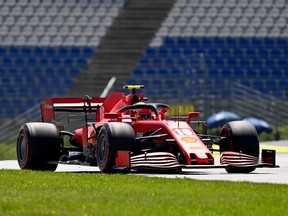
[18,134,27,163]
[97,134,107,165]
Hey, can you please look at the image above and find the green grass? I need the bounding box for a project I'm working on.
[0,170,287,216]
[0,143,16,160]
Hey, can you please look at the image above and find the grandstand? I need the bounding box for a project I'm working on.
[0,0,288,142]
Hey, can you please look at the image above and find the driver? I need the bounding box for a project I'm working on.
[136,108,152,120]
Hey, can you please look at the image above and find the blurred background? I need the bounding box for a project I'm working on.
[1,0,288,150]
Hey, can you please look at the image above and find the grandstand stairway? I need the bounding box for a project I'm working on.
[69,0,175,97]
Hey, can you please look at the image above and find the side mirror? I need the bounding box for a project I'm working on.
[188,112,199,119]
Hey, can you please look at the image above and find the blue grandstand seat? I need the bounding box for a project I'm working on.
[1,77,11,86]
[170,47,181,57]
[226,37,237,47]
[270,48,282,57]
[182,47,193,57]
[139,58,150,67]
[251,38,262,46]
[63,58,74,67]
[158,47,169,58]
[214,37,225,47]
[220,48,232,57]
[152,79,162,86]
[234,69,245,77]
[276,38,287,47]
[221,90,231,99]
[209,69,219,78]
[278,59,287,68]
[6,87,17,96]
[265,59,276,69]
[0,68,5,76]
[9,46,20,56]
[152,58,162,67]
[126,79,137,85]
[251,58,263,68]
[176,37,188,47]
[27,57,37,66]
[202,37,213,47]
[45,47,56,56]
[214,79,225,88]
[158,68,169,76]
[263,38,275,46]
[21,47,32,55]
[258,49,269,58]
[145,68,157,76]
[208,48,219,57]
[189,37,200,47]
[226,58,237,67]
[278,80,288,89]
[245,48,256,57]
[51,58,62,67]
[82,47,94,57]
[214,58,225,67]
[76,58,88,67]
[238,37,250,47]
[163,37,175,47]
[252,80,264,91]
[233,48,243,57]
[240,80,251,87]
[70,68,80,77]
[258,69,270,78]
[39,58,49,67]
[164,58,175,67]
[246,69,258,78]
[271,69,282,78]
[145,47,157,58]
[2,57,12,67]
[239,58,251,68]
[177,58,187,66]
[133,68,143,77]
[44,67,55,76]
[0,47,7,55]
[32,67,44,76]
[171,67,181,76]
[164,79,175,87]
[34,47,44,56]
[70,47,82,57]
[265,80,277,90]
[14,57,25,67]
[221,68,233,77]
[63,78,73,87]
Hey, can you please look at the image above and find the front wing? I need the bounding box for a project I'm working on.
[114,150,279,171]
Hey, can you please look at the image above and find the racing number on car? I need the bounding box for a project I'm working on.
[173,128,193,136]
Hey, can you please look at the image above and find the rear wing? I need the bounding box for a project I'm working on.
[40,97,106,123]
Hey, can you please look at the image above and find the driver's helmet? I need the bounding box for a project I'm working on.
[137,108,152,120]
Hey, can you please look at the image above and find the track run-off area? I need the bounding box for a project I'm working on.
[1,140,288,185]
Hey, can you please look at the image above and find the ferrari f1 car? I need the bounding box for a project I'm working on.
[17,85,278,173]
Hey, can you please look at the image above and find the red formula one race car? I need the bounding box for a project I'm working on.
[17,85,278,173]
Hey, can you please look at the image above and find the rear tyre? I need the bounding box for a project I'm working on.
[220,121,259,173]
[96,122,135,173]
[17,123,61,171]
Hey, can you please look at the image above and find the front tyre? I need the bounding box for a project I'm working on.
[17,123,61,171]
[96,123,135,173]
[220,121,259,173]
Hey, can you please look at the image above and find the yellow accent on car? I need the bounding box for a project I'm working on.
[123,85,144,89]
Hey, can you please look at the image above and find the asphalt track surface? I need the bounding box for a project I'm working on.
[1,141,288,185]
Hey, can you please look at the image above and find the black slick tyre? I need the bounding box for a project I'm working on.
[220,120,259,173]
[96,122,135,173]
[17,122,61,171]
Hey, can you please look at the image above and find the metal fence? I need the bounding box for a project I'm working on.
[0,83,287,145]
